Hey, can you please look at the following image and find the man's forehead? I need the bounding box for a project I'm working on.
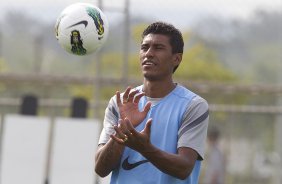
[142,34,170,45]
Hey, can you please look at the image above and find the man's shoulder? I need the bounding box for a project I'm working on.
[173,84,198,100]
[176,84,207,102]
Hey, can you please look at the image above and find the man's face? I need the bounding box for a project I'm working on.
[139,34,181,81]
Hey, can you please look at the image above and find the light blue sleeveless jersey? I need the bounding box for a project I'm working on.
[110,85,201,184]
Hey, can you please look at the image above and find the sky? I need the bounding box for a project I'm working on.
[1,0,281,29]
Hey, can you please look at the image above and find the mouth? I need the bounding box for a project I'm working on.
[142,60,156,66]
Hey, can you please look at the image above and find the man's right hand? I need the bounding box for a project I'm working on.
[116,86,151,128]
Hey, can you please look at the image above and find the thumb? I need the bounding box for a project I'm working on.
[143,102,152,114]
[143,118,152,135]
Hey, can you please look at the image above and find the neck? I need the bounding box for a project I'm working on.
[143,78,176,98]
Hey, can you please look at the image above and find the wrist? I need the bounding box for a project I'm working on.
[109,138,125,153]
[140,143,158,156]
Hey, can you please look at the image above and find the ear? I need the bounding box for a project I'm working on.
[173,53,182,67]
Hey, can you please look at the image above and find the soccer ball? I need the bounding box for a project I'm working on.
[55,3,109,55]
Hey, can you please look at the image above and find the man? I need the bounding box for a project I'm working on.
[95,22,209,184]
[204,126,225,184]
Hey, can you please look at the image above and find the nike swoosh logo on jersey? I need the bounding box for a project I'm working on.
[67,20,88,28]
[122,156,149,170]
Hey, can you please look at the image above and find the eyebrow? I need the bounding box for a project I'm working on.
[141,43,167,47]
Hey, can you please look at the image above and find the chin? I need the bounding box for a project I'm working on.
[143,73,159,81]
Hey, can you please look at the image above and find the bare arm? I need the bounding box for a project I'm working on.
[94,139,125,177]
[95,87,151,177]
[142,145,198,179]
[111,118,199,180]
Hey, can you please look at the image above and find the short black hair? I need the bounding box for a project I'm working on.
[142,22,184,72]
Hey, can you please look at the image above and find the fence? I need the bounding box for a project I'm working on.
[0,74,282,183]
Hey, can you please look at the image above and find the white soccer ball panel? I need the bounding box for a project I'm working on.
[55,3,109,55]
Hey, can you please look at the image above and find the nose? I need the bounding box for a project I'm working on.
[144,47,154,58]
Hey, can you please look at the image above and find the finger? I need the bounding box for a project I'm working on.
[116,91,122,106]
[127,89,139,103]
[123,128,133,137]
[119,119,131,135]
[133,92,145,103]
[142,102,152,114]
[110,134,124,144]
[119,118,133,136]
[123,86,131,103]
[143,118,153,135]
[124,118,137,136]
[113,124,127,139]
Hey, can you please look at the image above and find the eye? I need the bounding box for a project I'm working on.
[140,44,149,51]
[156,46,164,50]
[154,44,165,50]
